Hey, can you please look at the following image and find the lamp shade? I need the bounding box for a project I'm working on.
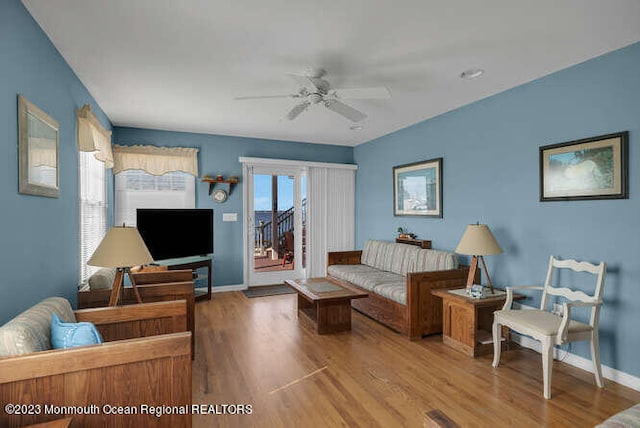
[455,224,503,256]
[88,226,153,268]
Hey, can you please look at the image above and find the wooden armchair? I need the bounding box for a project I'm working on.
[0,300,191,427]
[78,269,195,357]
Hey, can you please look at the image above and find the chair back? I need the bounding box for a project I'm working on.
[540,256,606,327]
[283,231,294,252]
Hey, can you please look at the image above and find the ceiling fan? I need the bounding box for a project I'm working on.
[235,68,391,122]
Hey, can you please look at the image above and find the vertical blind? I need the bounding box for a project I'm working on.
[306,166,356,277]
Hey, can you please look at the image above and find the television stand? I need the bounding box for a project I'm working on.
[154,255,213,301]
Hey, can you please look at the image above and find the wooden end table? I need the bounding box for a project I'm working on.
[285,277,368,334]
[432,288,524,357]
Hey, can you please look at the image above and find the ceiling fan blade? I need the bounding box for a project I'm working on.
[324,100,367,122]
[332,87,391,99]
[286,101,311,120]
[235,94,295,100]
[286,73,312,88]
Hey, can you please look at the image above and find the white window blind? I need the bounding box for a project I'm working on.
[114,170,195,226]
[79,151,107,284]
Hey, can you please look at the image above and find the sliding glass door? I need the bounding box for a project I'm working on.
[244,164,306,286]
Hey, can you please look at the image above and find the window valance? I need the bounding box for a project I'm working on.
[113,145,199,176]
[77,105,113,168]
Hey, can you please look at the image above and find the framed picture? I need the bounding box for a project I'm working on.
[18,95,59,198]
[393,157,442,217]
[539,132,628,201]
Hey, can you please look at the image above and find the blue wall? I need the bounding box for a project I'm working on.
[354,42,640,376]
[114,127,353,286]
[0,0,112,323]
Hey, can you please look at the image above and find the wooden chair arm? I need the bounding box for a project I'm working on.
[74,300,186,324]
[0,332,191,383]
[75,300,188,343]
[130,269,193,284]
[327,250,362,266]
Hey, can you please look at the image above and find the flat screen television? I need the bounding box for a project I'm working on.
[136,209,213,261]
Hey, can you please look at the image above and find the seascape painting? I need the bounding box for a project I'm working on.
[540,132,628,201]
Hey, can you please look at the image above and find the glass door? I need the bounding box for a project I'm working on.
[246,165,306,286]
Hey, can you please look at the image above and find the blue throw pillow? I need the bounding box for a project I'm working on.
[51,313,103,349]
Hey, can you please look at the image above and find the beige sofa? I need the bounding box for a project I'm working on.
[328,239,475,339]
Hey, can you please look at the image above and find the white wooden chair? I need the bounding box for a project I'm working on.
[492,255,606,399]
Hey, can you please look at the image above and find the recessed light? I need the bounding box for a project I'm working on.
[460,68,484,80]
[350,125,364,131]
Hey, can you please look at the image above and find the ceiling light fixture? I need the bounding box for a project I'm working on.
[460,68,485,80]
[350,125,364,131]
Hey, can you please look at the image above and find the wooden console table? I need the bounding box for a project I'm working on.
[432,288,524,357]
[395,237,431,249]
[155,255,212,301]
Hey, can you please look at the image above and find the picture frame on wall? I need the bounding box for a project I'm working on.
[539,131,628,202]
[18,95,60,198]
[393,157,443,217]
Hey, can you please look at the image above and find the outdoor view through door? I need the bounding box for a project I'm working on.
[253,174,306,274]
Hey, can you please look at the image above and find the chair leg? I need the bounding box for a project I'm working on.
[492,319,502,368]
[542,339,553,399]
[591,330,604,388]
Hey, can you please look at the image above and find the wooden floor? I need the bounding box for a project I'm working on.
[192,292,640,427]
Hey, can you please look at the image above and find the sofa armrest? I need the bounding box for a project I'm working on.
[327,250,362,266]
[75,300,187,342]
[406,266,474,338]
[0,332,191,427]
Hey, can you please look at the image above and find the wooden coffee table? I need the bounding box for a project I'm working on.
[285,277,368,334]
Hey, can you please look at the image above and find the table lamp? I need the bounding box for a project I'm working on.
[88,226,154,306]
[455,223,503,294]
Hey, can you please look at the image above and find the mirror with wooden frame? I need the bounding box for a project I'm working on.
[18,95,59,198]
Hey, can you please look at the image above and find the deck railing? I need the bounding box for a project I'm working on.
[255,198,306,254]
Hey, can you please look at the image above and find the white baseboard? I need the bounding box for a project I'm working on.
[510,302,640,391]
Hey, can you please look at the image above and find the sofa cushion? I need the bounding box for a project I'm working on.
[88,267,116,290]
[361,240,419,275]
[328,264,404,292]
[412,249,459,272]
[0,297,75,357]
[372,282,407,305]
[51,313,103,349]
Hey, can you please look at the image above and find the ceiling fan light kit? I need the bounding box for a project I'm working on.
[236,68,391,123]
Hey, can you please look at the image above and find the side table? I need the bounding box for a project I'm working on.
[432,288,524,357]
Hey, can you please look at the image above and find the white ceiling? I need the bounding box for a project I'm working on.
[23,0,640,147]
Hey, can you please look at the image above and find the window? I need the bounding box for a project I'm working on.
[114,170,195,226]
[79,151,107,284]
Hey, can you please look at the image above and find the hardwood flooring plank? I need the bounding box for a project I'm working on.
[192,292,640,427]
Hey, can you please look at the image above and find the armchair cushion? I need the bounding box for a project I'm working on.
[0,297,75,356]
[51,313,103,349]
[495,309,592,335]
[88,267,116,290]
